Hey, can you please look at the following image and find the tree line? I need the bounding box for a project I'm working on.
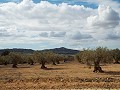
[0,51,72,69]
[0,47,120,73]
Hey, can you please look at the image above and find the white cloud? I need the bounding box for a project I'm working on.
[87,5,120,41]
[87,5,119,28]
[0,0,120,49]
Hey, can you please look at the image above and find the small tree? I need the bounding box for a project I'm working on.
[76,47,111,73]
[56,55,60,64]
[0,56,10,65]
[0,50,10,65]
[9,53,22,68]
[28,58,34,65]
[34,52,47,69]
[112,48,120,64]
[77,49,94,68]
[26,55,34,65]
[46,51,56,65]
[93,47,109,73]
[63,56,68,62]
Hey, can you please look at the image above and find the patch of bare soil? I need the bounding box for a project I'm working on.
[0,62,120,89]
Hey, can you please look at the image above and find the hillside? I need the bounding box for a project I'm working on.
[41,47,80,55]
[0,48,34,54]
[0,47,80,55]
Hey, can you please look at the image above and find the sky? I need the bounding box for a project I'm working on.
[0,0,120,50]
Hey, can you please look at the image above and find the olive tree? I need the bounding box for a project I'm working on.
[26,54,34,65]
[0,50,10,65]
[0,55,10,65]
[76,47,113,73]
[112,48,120,64]
[76,49,94,68]
[34,51,48,69]
[9,52,23,68]
[46,51,57,65]
[92,47,112,73]
[93,47,104,73]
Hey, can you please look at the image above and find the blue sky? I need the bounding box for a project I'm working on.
[0,0,120,50]
[0,0,98,8]
[0,0,119,9]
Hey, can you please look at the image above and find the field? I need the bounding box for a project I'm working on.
[0,61,120,89]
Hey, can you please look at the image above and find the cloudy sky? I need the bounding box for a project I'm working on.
[0,0,120,50]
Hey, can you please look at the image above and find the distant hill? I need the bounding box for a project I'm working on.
[0,47,80,55]
[42,47,80,55]
[0,48,34,54]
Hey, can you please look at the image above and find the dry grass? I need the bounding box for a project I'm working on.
[0,61,120,89]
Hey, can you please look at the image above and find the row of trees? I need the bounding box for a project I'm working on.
[0,51,71,69]
[76,47,120,73]
[0,47,120,73]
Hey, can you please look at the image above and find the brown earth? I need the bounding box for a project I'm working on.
[0,61,120,89]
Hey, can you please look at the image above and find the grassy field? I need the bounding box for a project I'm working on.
[0,61,120,89]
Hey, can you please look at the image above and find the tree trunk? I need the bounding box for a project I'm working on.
[52,60,56,65]
[12,59,17,68]
[93,60,104,73]
[4,61,7,65]
[41,60,47,69]
[12,64,17,68]
[56,60,60,64]
[64,58,67,62]
[29,59,34,65]
[30,60,34,65]
[30,62,34,65]
[113,59,120,64]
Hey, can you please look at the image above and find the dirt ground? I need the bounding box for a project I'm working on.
[0,61,120,89]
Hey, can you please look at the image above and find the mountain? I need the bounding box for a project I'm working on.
[0,47,80,55]
[42,47,80,55]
